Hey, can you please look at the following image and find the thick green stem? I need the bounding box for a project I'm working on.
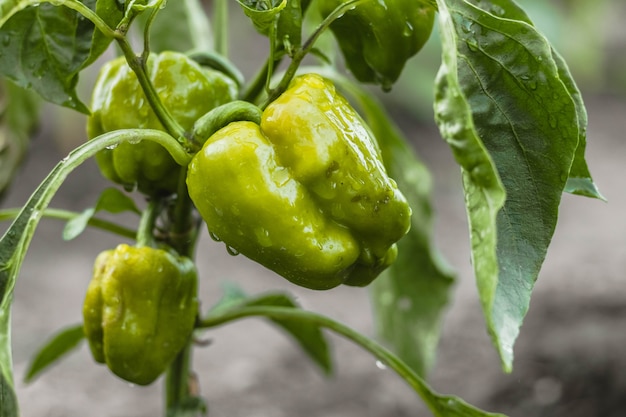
[165,342,193,412]
[213,0,230,57]
[169,165,198,257]
[136,199,161,248]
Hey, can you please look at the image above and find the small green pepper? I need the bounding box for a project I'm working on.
[82,244,198,385]
[87,51,237,195]
[319,0,436,90]
[187,74,411,290]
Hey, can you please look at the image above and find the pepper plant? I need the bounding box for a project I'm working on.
[0,0,602,416]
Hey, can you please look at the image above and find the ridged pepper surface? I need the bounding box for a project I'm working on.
[187,74,411,290]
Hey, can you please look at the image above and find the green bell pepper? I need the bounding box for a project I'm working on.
[186,74,411,290]
[319,0,436,90]
[82,244,198,385]
[87,51,237,195]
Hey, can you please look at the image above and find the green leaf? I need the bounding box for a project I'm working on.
[276,0,302,55]
[471,0,602,200]
[207,289,333,374]
[84,0,124,67]
[0,0,123,113]
[0,78,40,199]
[206,282,249,315]
[24,324,84,383]
[0,128,188,413]
[320,70,455,377]
[62,187,140,241]
[248,293,333,374]
[143,0,212,53]
[435,0,589,371]
[237,0,287,35]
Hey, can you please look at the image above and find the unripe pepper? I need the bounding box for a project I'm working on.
[186,74,411,290]
[319,0,436,90]
[87,51,237,195]
[82,244,198,385]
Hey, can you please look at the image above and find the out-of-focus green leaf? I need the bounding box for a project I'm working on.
[143,0,212,53]
[0,79,40,199]
[62,187,140,241]
[24,324,84,383]
[318,69,455,377]
[435,0,592,371]
[237,0,286,35]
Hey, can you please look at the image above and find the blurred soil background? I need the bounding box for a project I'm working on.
[2,0,626,416]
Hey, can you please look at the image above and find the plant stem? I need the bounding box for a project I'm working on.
[169,165,198,257]
[198,306,505,417]
[261,0,365,108]
[115,39,189,145]
[0,208,136,240]
[136,199,161,247]
[165,342,193,412]
[213,0,229,57]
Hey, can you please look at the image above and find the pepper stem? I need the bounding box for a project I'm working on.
[136,198,161,248]
[261,0,367,108]
[165,342,193,412]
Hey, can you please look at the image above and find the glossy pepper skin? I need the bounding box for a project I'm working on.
[87,51,237,195]
[186,74,411,290]
[82,244,198,385]
[319,0,436,90]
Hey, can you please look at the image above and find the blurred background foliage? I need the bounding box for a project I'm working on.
[388,0,626,121]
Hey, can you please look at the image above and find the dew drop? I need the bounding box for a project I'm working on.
[375,360,388,370]
[225,245,240,256]
[208,230,221,242]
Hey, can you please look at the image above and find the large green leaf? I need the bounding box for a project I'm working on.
[434,0,592,371]
[320,71,455,377]
[470,0,601,200]
[0,0,122,113]
[0,79,40,199]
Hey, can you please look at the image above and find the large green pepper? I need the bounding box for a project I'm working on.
[319,0,436,90]
[186,74,411,290]
[87,51,237,195]
[82,244,198,385]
